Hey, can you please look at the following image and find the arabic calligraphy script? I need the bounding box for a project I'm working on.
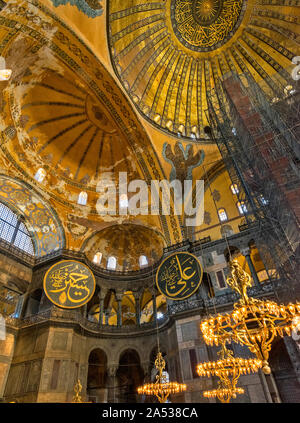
[156,252,203,300]
[43,260,95,309]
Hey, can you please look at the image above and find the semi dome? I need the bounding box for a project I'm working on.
[83,224,166,271]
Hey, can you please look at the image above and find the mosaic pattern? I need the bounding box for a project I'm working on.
[0,0,183,245]
[171,0,245,51]
[0,175,65,256]
[50,0,103,18]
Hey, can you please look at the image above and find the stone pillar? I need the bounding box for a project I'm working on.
[263,372,281,403]
[98,295,104,326]
[18,292,30,319]
[284,337,300,384]
[107,365,118,403]
[241,248,260,286]
[134,293,141,326]
[105,309,110,325]
[116,295,122,327]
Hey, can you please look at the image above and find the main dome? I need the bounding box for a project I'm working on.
[171,0,245,51]
[108,0,300,140]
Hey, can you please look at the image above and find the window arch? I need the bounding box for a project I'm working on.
[0,202,34,255]
[237,201,248,215]
[230,184,239,195]
[218,208,228,222]
[34,168,46,183]
[93,252,102,265]
[139,255,148,268]
[107,256,117,270]
[78,191,88,206]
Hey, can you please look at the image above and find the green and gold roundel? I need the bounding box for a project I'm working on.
[171,0,245,51]
[43,260,96,309]
[156,252,203,300]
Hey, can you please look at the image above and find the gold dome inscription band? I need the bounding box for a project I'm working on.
[171,0,245,51]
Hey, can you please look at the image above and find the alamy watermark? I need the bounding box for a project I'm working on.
[292,316,300,343]
[0,313,6,341]
[95,172,204,227]
[292,56,300,81]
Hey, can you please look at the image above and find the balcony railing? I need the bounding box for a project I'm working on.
[5,307,170,334]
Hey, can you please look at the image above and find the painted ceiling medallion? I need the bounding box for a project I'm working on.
[171,0,245,51]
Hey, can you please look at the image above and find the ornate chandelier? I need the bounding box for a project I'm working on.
[197,342,262,402]
[203,379,245,403]
[200,259,300,374]
[137,352,186,403]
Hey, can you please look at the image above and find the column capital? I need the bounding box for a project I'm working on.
[241,247,251,257]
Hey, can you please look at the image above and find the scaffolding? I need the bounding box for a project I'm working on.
[206,70,300,301]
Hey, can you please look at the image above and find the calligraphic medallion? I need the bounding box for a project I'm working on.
[170,0,245,51]
[156,252,203,300]
[43,260,96,309]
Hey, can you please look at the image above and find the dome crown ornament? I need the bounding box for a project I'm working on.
[171,0,245,51]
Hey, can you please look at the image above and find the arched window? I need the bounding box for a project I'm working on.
[157,311,164,320]
[218,208,228,222]
[230,184,239,195]
[139,255,148,268]
[78,191,87,206]
[0,203,34,255]
[237,201,248,215]
[34,168,46,183]
[93,252,102,265]
[107,256,117,270]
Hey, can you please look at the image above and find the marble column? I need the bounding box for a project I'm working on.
[152,292,157,323]
[116,298,122,327]
[18,292,30,319]
[241,248,260,286]
[107,365,118,403]
[263,372,282,403]
[98,295,104,326]
[134,294,141,326]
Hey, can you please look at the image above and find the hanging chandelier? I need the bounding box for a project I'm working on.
[197,342,262,402]
[197,342,262,382]
[200,259,300,374]
[137,352,186,403]
[203,380,245,403]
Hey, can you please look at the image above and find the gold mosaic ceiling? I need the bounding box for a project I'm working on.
[108,0,300,140]
[0,1,182,250]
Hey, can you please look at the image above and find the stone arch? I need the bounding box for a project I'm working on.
[116,348,144,403]
[86,344,111,364]
[0,174,65,256]
[87,348,108,403]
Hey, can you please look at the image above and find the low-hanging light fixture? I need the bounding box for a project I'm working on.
[137,352,186,403]
[197,341,262,403]
[200,259,300,374]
